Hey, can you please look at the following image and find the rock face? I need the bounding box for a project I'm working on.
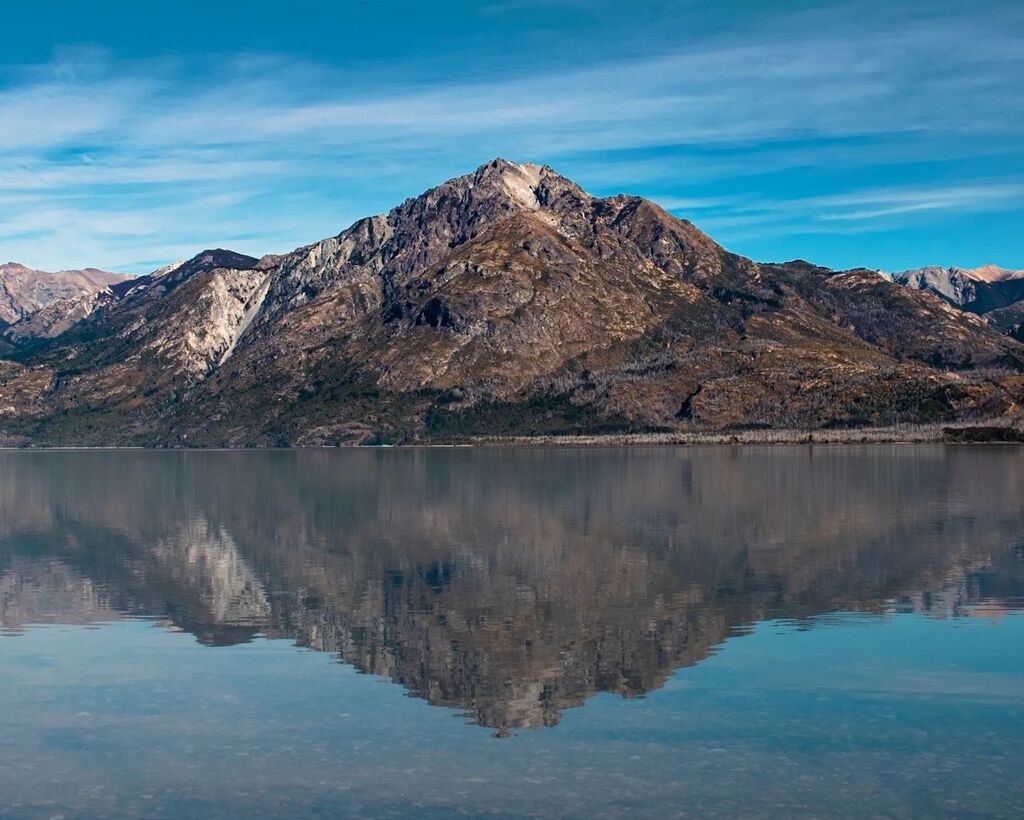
[2,160,1024,445]
[0,263,129,325]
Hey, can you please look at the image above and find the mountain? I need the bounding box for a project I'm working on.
[0,262,129,325]
[2,159,1024,446]
[886,264,1024,318]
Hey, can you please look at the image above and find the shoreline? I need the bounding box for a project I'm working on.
[460,423,1024,448]
[2,424,1023,450]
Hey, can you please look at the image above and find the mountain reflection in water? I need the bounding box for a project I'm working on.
[1,446,1022,734]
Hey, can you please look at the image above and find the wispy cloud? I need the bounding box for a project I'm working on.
[1,1,1022,271]
[686,182,1024,244]
[814,184,1024,221]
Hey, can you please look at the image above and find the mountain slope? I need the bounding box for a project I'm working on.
[2,160,1023,446]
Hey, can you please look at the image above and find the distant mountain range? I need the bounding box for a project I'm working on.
[0,262,128,325]
[883,265,1024,334]
[1,159,1023,446]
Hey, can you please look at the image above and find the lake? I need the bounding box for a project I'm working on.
[1,446,1022,818]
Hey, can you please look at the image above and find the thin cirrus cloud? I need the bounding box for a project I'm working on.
[115,38,1017,153]
[0,1,1023,273]
[686,184,1024,244]
[814,185,1024,222]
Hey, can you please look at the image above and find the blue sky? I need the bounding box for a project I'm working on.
[1,0,1022,274]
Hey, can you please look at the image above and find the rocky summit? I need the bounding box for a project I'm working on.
[2,159,1024,446]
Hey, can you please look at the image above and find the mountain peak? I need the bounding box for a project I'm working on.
[475,158,547,209]
[108,249,260,300]
[153,248,260,284]
[183,249,261,272]
[434,158,583,214]
[474,157,544,179]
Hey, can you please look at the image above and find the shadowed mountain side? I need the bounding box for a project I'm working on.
[2,161,1023,445]
[1,447,1022,731]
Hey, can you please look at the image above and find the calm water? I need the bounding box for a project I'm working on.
[1,446,1023,818]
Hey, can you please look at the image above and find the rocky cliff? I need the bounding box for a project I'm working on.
[2,160,1023,445]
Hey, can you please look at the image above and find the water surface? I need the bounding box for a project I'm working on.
[1,446,1022,817]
